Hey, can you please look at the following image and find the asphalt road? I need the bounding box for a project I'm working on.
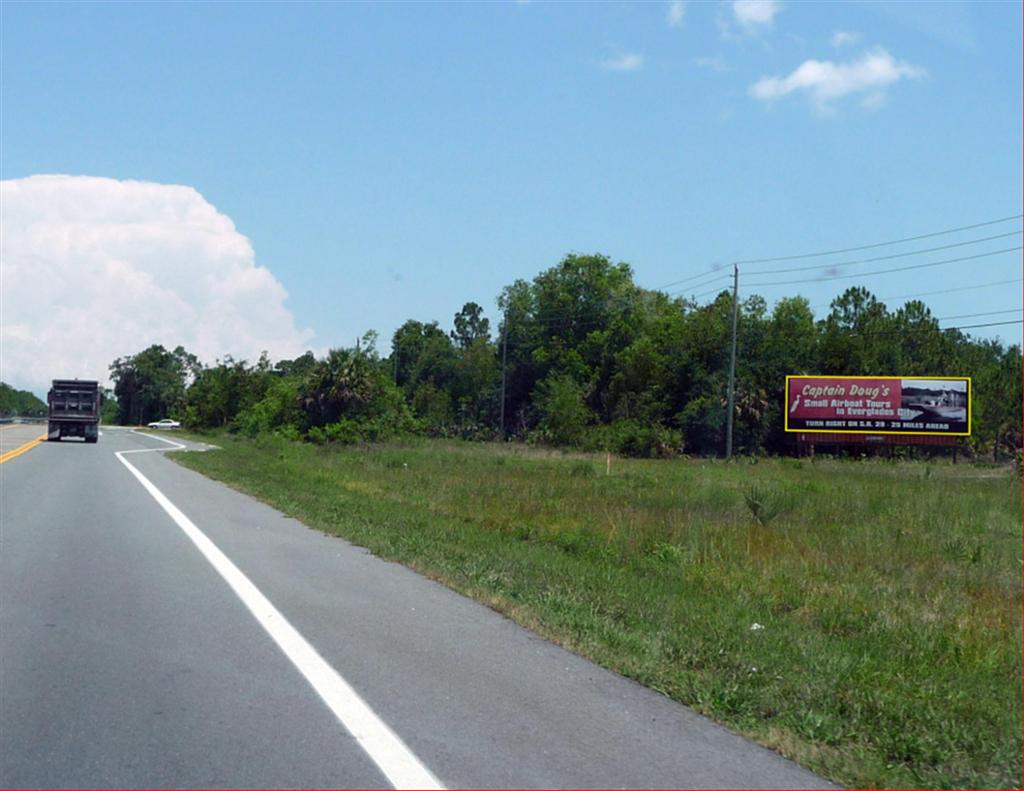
[0,422,47,456]
[1,427,836,789]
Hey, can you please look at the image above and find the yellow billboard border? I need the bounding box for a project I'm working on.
[784,375,972,436]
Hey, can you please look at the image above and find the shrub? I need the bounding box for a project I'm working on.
[306,412,425,446]
[569,461,596,478]
[411,382,454,431]
[742,483,787,526]
[676,395,725,456]
[587,419,682,458]
[531,373,593,447]
[232,376,303,437]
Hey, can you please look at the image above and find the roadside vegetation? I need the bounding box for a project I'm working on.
[108,253,1022,460]
[0,382,47,417]
[175,435,1022,790]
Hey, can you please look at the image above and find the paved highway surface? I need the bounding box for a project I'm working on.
[0,422,47,457]
[1,427,836,789]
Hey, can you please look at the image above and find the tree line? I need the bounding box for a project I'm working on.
[108,253,1023,459]
[0,383,48,417]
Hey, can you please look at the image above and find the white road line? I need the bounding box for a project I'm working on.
[115,447,444,790]
[129,429,187,449]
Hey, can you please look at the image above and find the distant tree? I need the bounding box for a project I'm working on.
[451,302,490,349]
[295,333,416,443]
[109,344,197,425]
[411,382,453,430]
[669,292,734,454]
[0,383,47,417]
[100,387,119,424]
[532,372,593,447]
[273,351,317,378]
[231,374,304,437]
[496,278,542,434]
[497,253,640,435]
[390,320,458,422]
[751,296,818,452]
[450,335,500,429]
[890,301,950,375]
[956,339,1023,459]
[300,334,391,427]
[183,355,273,429]
[763,297,817,375]
[818,287,896,375]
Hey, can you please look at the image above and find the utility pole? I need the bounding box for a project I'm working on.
[725,263,739,460]
[499,310,508,438]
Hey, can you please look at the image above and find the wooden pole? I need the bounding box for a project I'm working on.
[725,264,739,459]
[499,311,508,438]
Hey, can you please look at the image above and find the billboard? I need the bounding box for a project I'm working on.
[785,376,971,436]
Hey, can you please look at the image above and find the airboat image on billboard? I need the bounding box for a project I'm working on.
[785,376,971,436]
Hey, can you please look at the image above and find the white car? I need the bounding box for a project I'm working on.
[147,418,181,429]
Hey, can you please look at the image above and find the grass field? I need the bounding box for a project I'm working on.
[175,434,1022,789]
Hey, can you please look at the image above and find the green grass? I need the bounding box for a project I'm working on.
[174,434,1022,789]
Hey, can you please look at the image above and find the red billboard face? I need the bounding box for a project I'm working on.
[785,376,970,435]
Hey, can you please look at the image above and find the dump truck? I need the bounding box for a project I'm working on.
[47,379,100,443]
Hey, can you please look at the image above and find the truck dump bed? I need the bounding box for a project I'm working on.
[48,379,100,442]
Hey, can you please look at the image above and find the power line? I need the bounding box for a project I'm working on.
[511,222,1021,319]
[684,268,1021,309]
[734,214,1023,266]
[812,277,1023,310]
[642,213,1021,298]
[657,268,733,290]
[745,230,1021,277]
[853,319,1023,339]
[745,245,1022,288]
[690,284,734,301]
[666,272,732,295]
[937,319,1021,331]
[932,308,1021,322]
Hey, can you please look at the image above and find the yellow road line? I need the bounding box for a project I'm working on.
[0,434,47,465]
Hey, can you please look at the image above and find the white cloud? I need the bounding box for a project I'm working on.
[0,175,315,394]
[667,0,686,28]
[748,47,925,113]
[600,52,644,72]
[733,0,781,29]
[831,30,861,48]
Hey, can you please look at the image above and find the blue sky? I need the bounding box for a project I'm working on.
[2,1,1021,386]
